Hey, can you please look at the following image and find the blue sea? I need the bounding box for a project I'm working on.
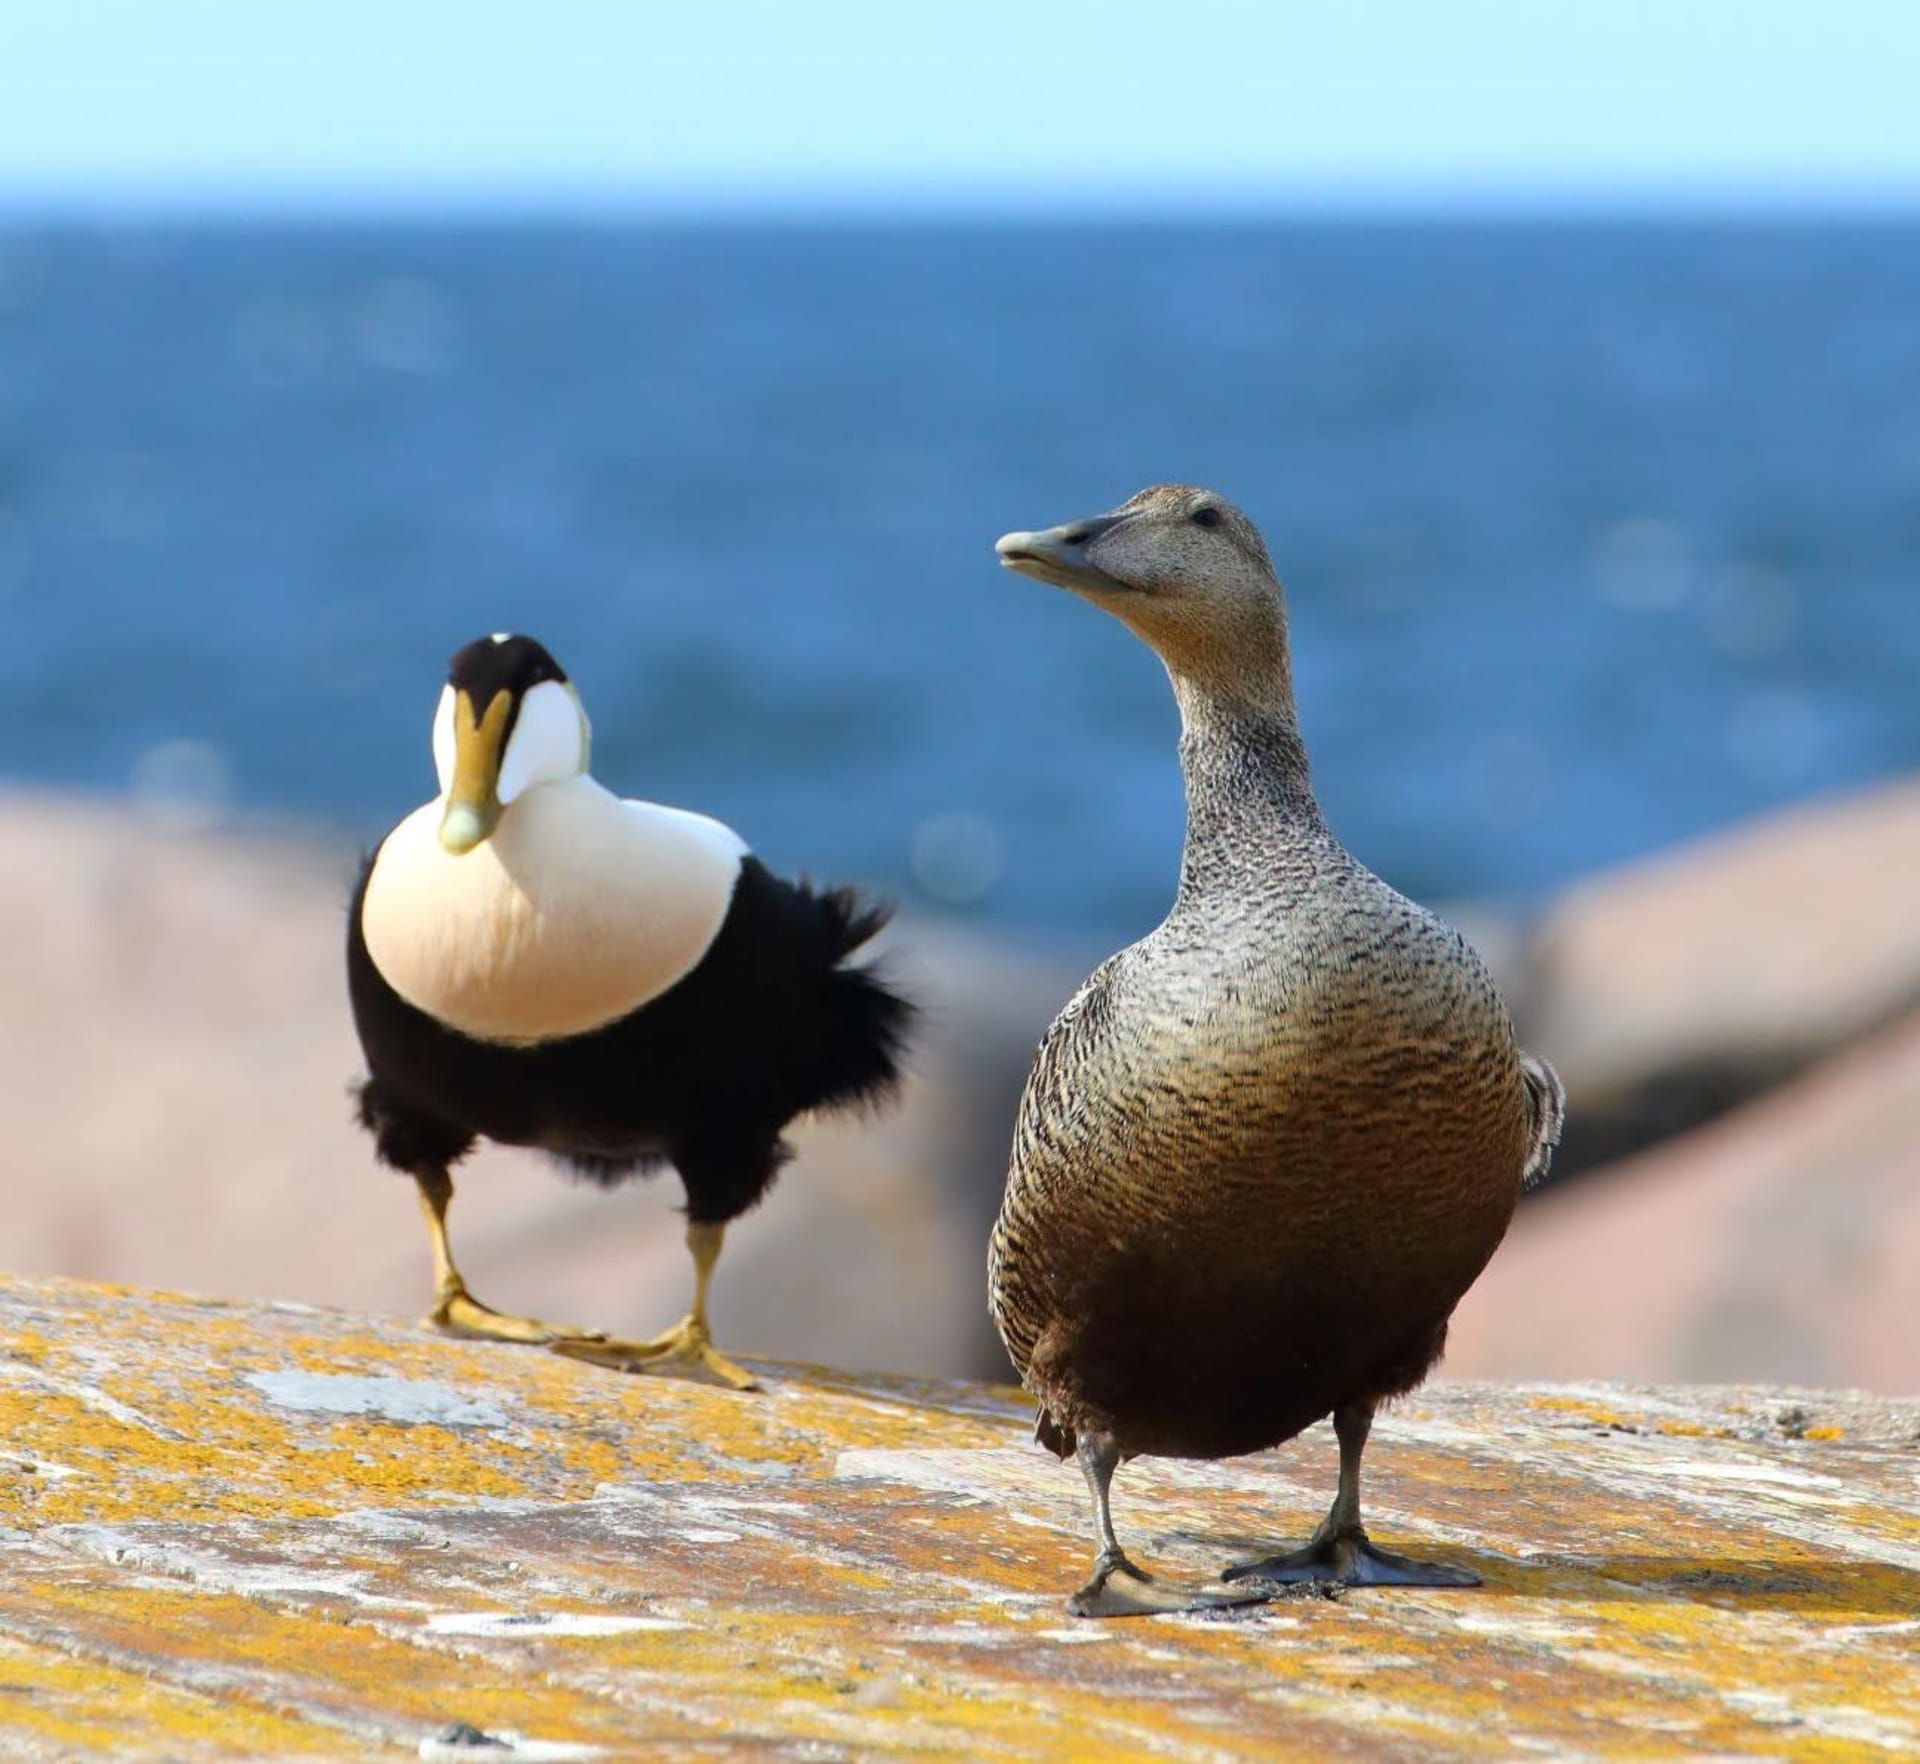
[2,219,1916,940]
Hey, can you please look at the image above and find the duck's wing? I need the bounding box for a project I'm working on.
[1005,954,1126,1179]
[989,954,1128,1378]
[1519,1052,1566,1190]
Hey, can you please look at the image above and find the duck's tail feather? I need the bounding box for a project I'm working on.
[805,883,916,1115]
[1520,1052,1566,1190]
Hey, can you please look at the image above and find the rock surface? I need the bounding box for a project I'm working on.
[1449,1006,1920,1392]
[11,1274,1920,1758]
[2,1276,1918,1761]
[1517,776,1920,1175]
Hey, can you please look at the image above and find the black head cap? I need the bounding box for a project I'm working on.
[446,634,568,707]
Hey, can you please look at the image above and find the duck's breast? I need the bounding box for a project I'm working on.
[360,777,748,1045]
[995,911,1529,1423]
[1110,906,1528,1245]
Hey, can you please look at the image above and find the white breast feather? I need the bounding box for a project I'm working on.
[361,775,747,1045]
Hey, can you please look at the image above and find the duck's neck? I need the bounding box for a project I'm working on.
[1170,669,1323,905]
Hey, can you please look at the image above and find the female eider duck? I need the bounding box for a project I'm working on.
[988,487,1563,1616]
[347,633,911,1389]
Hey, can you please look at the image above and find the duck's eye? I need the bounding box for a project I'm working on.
[1191,506,1222,530]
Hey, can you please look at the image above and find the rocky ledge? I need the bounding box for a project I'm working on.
[1,1277,1916,1760]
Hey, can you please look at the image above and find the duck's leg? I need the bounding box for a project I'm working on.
[1068,1434,1270,1618]
[1223,1402,1480,1589]
[414,1167,606,1347]
[551,1220,758,1390]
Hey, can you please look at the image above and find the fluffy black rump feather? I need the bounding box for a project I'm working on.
[348,856,912,1225]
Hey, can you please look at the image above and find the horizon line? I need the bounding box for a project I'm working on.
[3,180,1919,227]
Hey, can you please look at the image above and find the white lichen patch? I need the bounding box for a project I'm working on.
[423,1611,688,1637]
[1632,1458,1842,1489]
[418,1731,602,1762]
[246,1371,510,1428]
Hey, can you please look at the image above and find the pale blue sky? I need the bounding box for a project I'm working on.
[4,0,1917,210]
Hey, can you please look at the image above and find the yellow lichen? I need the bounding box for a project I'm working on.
[0,1276,1915,1762]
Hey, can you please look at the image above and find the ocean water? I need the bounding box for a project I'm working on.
[1,219,1916,941]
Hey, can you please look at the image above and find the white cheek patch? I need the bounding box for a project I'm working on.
[497,679,588,805]
[430,686,457,795]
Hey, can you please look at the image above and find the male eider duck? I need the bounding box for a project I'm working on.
[347,634,912,1389]
[988,487,1563,1616]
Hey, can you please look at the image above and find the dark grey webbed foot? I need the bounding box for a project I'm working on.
[1224,1526,1480,1590]
[1071,1548,1271,1619]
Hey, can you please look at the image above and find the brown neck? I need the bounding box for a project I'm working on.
[1166,639,1322,903]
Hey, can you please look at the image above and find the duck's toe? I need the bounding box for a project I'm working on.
[550,1316,761,1391]
[1225,1528,1480,1590]
[1069,1549,1270,1619]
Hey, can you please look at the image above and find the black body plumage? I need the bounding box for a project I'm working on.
[349,856,911,1224]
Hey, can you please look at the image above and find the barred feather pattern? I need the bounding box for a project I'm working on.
[988,702,1561,1463]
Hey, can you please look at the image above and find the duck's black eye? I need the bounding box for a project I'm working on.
[1191,506,1222,530]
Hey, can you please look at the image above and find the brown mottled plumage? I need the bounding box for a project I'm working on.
[988,485,1563,1617]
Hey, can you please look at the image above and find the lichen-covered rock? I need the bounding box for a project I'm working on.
[1,1277,1916,1760]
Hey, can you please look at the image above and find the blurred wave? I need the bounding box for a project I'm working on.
[0,218,1915,939]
